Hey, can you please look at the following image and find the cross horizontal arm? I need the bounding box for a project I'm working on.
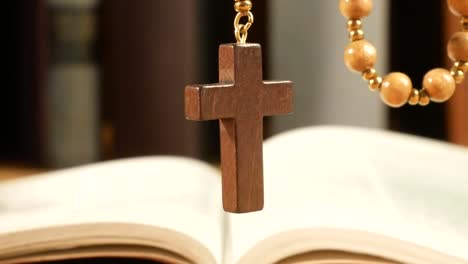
[185,83,236,121]
[261,81,294,116]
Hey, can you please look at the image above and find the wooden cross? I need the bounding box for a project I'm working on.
[185,43,293,213]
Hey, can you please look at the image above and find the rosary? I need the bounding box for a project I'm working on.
[185,0,467,213]
[340,0,468,107]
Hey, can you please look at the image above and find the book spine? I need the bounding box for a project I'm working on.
[45,0,99,168]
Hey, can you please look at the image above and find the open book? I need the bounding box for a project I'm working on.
[1,126,468,264]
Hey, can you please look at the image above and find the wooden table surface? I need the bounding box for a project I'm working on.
[0,167,44,182]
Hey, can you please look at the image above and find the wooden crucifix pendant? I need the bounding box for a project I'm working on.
[185,43,293,213]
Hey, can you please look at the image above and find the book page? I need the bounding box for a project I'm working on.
[0,156,224,264]
[226,126,468,264]
[278,250,399,264]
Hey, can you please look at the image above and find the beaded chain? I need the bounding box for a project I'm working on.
[234,0,254,43]
[340,0,468,108]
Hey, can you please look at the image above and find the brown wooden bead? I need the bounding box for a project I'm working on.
[423,68,456,103]
[408,89,420,106]
[418,90,431,106]
[339,0,373,19]
[448,0,468,16]
[344,40,377,72]
[448,32,468,62]
[380,72,413,108]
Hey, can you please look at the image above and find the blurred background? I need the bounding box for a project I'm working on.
[2,0,467,178]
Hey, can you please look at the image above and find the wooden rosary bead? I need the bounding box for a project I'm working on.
[344,40,377,72]
[423,68,456,103]
[380,72,413,108]
[448,32,468,62]
[368,76,382,91]
[451,66,465,84]
[339,0,373,19]
[448,0,468,16]
[349,29,365,41]
[418,90,431,106]
[408,89,420,106]
[234,0,252,12]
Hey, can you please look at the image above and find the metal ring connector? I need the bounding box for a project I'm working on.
[234,11,254,44]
